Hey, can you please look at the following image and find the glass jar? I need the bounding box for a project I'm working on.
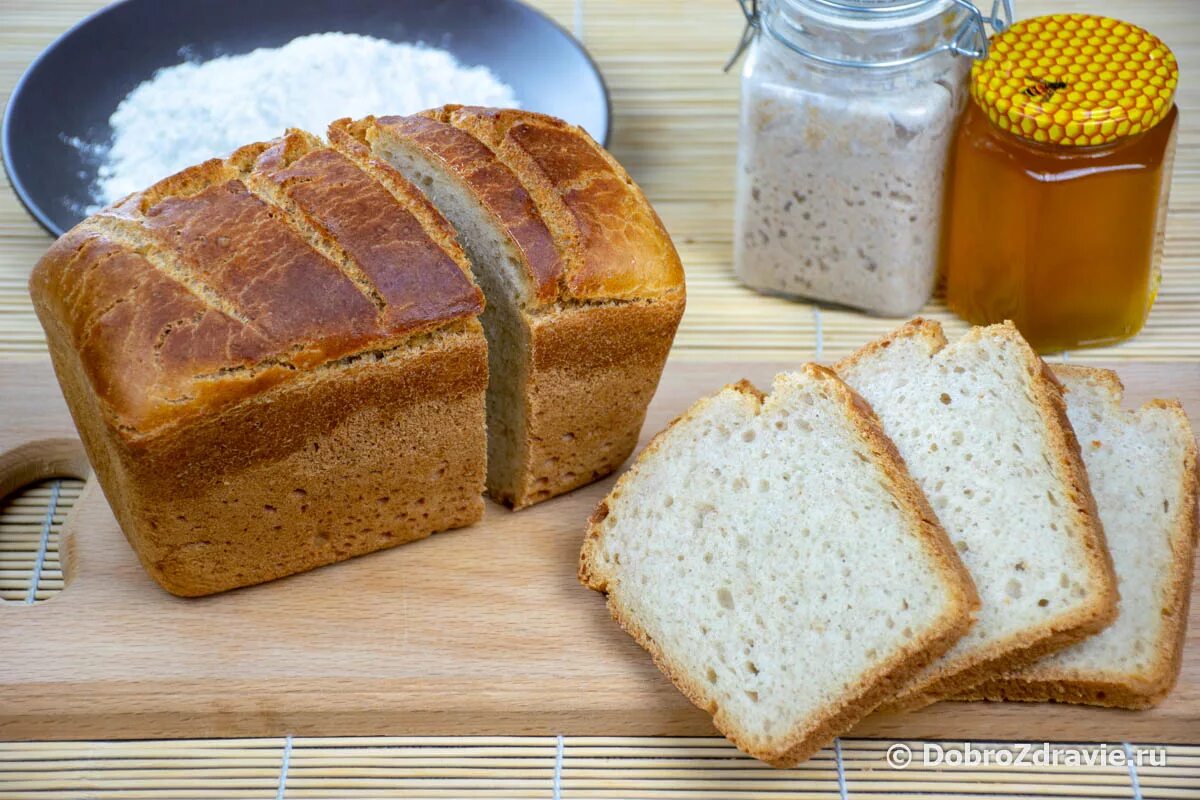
[732,0,1008,316]
[943,14,1180,352]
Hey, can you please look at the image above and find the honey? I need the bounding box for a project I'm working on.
[942,14,1179,352]
[945,102,1177,351]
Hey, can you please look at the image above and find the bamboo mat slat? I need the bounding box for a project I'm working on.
[2,0,1200,797]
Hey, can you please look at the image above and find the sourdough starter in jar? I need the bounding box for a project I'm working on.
[733,0,976,316]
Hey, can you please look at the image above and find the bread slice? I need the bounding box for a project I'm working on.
[834,320,1119,710]
[580,364,979,767]
[957,366,1198,708]
[332,107,684,509]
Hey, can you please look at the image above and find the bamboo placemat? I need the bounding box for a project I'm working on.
[2,0,1200,796]
[1,0,1199,363]
[2,737,1199,798]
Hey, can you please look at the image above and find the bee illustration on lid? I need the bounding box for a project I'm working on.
[1023,78,1069,101]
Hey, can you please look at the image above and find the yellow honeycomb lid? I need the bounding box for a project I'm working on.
[970,14,1178,146]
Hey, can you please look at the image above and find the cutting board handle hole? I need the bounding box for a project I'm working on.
[0,438,90,605]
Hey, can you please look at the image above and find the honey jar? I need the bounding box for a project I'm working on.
[942,14,1179,352]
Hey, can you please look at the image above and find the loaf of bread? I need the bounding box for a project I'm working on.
[31,129,491,595]
[32,106,684,594]
[960,366,1198,708]
[835,320,1119,710]
[332,106,685,508]
[580,365,978,767]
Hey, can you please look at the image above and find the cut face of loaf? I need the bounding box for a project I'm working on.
[335,107,686,508]
[580,365,979,767]
[29,129,488,595]
[960,366,1199,708]
[835,320,1119,710]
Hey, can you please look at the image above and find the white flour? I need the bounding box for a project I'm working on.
[79,33,518,209]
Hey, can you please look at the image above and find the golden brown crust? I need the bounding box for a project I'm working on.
[28,227,276,434]
[30,130,483,437]
[580,365,977,766]
[958,672,1175,710]
[880,622,1115,713]
[442,106,685,302]
[952,368,1199,710]
[836,319,1119,711]
[237,130,483,330]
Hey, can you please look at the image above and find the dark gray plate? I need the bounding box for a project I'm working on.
[2,0,610,236]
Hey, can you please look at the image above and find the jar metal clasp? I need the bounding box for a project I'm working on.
[949,0,1015,60]
[725,0,761,72]
[725,0,1015,72]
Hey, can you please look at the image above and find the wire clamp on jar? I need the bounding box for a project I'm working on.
[725,0,762,71]
[726,0,1014,71]
[949,0,1014,60]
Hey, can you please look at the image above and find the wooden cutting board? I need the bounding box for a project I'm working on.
[1,358,1197,742]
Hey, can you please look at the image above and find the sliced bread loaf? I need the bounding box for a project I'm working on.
[835,320,1119,710]
[580,364,978,766]
[959,365,1198,708]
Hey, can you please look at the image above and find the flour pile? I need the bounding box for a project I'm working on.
[80,33,518,209]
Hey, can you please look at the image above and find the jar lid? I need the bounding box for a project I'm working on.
[970,14,1178,146]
